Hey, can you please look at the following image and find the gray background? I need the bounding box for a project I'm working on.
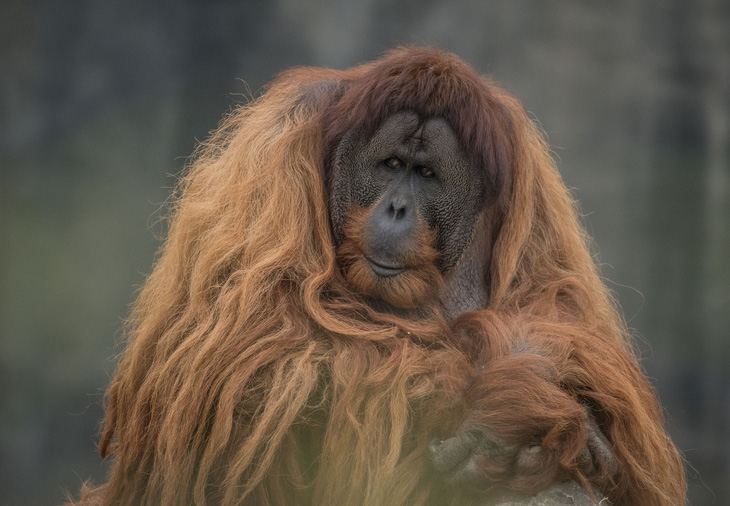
[1,1,728,504]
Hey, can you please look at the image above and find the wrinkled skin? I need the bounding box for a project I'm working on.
[429,410,615,505]
[332,111,613,505]
[330,111,485,273]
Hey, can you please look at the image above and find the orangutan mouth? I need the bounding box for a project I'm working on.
[366,257,407,277]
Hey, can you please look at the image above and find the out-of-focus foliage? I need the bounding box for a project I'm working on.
[1,1,728,504]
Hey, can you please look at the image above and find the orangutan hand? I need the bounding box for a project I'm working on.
[428,408,616,490]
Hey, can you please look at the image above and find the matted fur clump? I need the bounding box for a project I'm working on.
[67,48,685,506]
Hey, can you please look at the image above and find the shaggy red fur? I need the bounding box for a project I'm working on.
[67,48,685,506]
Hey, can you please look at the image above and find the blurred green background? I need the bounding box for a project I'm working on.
[1,1,728,504]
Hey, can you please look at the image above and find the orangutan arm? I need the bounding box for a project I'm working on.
[429,308,679,505]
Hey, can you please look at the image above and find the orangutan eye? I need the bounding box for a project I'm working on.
[384,157,403,169]
[417,166,435,178]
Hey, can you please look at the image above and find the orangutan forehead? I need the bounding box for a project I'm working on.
[365,111,465,161]
[323,49,513,201]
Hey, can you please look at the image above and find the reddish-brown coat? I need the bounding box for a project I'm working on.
[66,48,686,506]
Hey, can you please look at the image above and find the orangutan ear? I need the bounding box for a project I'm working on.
[294,79,348,115]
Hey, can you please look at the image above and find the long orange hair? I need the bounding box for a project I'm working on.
[68,48,685,506]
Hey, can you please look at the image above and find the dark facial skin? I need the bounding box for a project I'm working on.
[330,111,491,318]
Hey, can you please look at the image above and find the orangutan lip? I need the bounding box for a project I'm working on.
[366,257,406,277]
